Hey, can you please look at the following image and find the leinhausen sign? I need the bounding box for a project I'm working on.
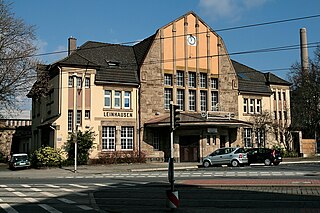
[104,111,133,118]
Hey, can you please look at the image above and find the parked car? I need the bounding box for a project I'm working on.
[246,148,282,166]
[202,147,248,168]
[8,153,31,170]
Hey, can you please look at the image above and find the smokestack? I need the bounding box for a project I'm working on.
[68,37,77,55]
[300,28,308,73]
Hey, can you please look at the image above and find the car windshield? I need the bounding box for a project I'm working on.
[13,155,28,161]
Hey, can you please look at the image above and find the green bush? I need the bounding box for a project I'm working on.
[31,146,64,168]
[65,129,95,165]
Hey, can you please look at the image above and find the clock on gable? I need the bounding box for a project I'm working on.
[187,35,197,46]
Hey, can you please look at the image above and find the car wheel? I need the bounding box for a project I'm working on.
[231,160,239,167]
[203,161,211,168]
[273,162,280,166]
[264,158,271,166]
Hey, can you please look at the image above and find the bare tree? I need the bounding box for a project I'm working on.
[0,0,38,116]
[289,46,320,139]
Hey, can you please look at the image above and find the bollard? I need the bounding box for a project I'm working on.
[166,190,179,209]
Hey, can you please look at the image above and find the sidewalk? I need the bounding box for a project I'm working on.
[0,157,319,179]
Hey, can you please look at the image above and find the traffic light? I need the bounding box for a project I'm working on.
[173,105,180,129]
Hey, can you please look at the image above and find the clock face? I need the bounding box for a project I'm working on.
[187,35,196,46]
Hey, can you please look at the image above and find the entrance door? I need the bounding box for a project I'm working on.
[179,135,199,162]
[220,136,226,148]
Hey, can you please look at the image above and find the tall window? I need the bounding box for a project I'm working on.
[68,110,73,132]
[164,88,172,110]
[283,92,286,101]
[249,99,255,114]
[121,127,133,150]
[243,98,248,113]
[77,110,81,126]
[85,110,90,119]
[278,92,281,100]
[76,77,82,88]
[279,111,282,120]
[124,91,131,109]
[189,90,196,111]
[200,73,207,88]
[104,90,111,108]
[102,126,115,150]
[85,77,90,88]
[114,91,121,108]
[188,72,196,88]
[177,89,184,110]
[176,71,184,87]
[211,91,218,111]
[200,91,207,111]
[211,78,218,89]
[256,99,261,114]
[68,76,73,87]
[243,128,252,147]
[153,131,160,150]
[164,74,172,86]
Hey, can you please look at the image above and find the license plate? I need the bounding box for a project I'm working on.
[20,162,26,165]
[278,157,282,159]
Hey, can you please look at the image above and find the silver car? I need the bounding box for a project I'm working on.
[203,147,248,168]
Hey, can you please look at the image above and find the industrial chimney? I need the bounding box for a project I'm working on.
[68,37,77,55]
[300,28,308,73]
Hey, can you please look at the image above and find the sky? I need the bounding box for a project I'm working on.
[8,0,320,112]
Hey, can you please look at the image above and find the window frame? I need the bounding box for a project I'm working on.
[164,88,172,110]
[211,91,218,111]
[102,126,116,151]
[114,91,121,108]
[176,71,184,87]
[121,126,134,150]
[188,72,196,88]
[200,90,207,112]
[164,74,172,86]
[104,90,111,108]
[188,90,196,111]
[177,89,184,110]
[200,73,207,88]
[124,91,131,109]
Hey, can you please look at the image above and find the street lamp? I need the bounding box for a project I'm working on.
[72,73,78,173]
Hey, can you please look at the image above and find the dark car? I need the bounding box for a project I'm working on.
[246,148,282,166]
[8,153,31,170]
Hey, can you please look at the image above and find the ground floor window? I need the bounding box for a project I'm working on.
[102,126,115,150]
[121,126,134,150]
[243,128,252,147]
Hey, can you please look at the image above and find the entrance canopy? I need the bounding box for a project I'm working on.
[144,113,252,128]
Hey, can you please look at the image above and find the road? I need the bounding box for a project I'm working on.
[0,163,319,212]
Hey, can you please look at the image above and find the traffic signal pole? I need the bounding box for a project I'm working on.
[166,102,180,209]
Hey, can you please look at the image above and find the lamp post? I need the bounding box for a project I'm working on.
[72,73,78,173]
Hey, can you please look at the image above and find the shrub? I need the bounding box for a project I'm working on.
[64,129,95,165]
[31,146,64,168]
[90,151,146,165]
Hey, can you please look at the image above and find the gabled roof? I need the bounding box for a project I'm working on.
[133,33,156,67]
[264,72,291,86]
[232,60,272,95]
[56,41,140,85]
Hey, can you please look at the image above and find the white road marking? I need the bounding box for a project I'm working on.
[77,205,93,210]
[12,191,26,197]
[41,191,56,197]
[46,184,60,188]
[30,188,42,192]
[0,203,19,213]
[21,184,31,188]
[69,184,88,189]
[57,198,76,204]
[38,204,62,213]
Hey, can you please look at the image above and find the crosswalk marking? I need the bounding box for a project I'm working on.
[77,205,93,210]
[30,187,42,192]
[38,204,62,213]
[46,184,60,188]
[0,203,19,213]
[12,191,26,197]
[69,184,88,189]
[41,191,56,197]
[58,198,76,204]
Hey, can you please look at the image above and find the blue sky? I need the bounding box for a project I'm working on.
[12,0,320,79]
[10,0,320,112]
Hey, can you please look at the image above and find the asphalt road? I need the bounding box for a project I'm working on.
[0,163,320,212]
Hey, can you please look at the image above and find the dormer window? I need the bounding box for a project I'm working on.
[106,60,120,67]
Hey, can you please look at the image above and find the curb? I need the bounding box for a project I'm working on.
[130,166,199,172]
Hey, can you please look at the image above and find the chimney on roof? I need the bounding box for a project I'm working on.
[68,36,77,55]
